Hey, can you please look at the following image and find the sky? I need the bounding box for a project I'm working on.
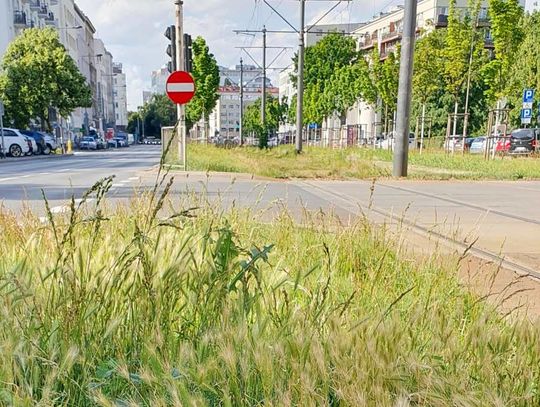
[76,0,535,111]
[75,0,385,110]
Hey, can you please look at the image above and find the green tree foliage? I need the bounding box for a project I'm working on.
[506,11,540,124]
[127,111,141,136]
[413,28,446,105]
[243,95,288,148]
[292,33,358,124]
[443,0,485,103]
[483,0,525,102]
[141,94,176,138]
[185,37,220,128]
[0,28,91,130]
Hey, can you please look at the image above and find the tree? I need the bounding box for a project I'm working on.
[185,37,220,132]
[0,28,91,130]
[483,0,525,103]
[243,95,287,148]
[127,111,141,136]
[141,94,176,138]
[506,12,540,125]
[291,33,358,125]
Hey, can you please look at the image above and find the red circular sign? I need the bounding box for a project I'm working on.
[166,71,196,105]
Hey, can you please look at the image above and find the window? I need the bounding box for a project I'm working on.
[3,130,16,137]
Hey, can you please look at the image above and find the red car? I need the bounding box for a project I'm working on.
[495,136,511,153]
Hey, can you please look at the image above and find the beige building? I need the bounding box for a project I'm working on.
[334,0,526,144]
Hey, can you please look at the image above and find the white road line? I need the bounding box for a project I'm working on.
[112,183,124,188]
[0,177,17,182]
[58,169,72,172]
[38,172,51,176]
[50,205,68,214]
[128,177,140,181]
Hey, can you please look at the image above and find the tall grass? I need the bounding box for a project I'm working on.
[0,177,539,405]
[186,144,540,180]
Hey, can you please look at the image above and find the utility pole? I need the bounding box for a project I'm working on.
[392,0,417,178]
[175,0,186,169]
[262,26,267,142]
[295,0,306,154]
[0,99,5,159]
[240,58,244,146]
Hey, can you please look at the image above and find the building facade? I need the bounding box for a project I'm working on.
[113,63,129,130]
[1,0,58,58]
[208,86,279,139]
[0,0,127,138]
[151,66,169,95]
[342,0,527,141]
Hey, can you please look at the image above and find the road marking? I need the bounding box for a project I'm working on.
[58,169,72,172]
[38,172,51,176]
[0,174,32,182]
[112,183,124,188]
[128,177,140,181]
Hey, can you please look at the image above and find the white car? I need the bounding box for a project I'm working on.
[1,128,31,157]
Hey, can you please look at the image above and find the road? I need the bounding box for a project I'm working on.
[0,146,160,213]
[1,145,539,277]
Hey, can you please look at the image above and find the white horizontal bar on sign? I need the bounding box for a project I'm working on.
[167,83,195,92]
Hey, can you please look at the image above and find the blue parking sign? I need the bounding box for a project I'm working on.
[523,89,535,104]
[521,108,533,119]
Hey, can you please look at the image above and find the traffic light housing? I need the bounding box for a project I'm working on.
[165,25,176,73]
[184,34,193,73]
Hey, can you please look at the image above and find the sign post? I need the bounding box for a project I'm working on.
[165,70,195,168]
[522,89,535,126]
[0,100,5,159]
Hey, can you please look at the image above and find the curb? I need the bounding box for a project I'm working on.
[0,153,74,164]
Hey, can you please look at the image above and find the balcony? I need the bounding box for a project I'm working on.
[435,14,448,27]
[49,0,58,4]
[359,36,375,50]
[28,0,42,11]
[38,6,48,17]
[476,17,490,28]
[381,29,402,44]
[14,11,28,28]
[45,12,57,26]
[484,38,494,49]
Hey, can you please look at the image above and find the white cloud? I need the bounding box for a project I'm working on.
[75,0,374,110]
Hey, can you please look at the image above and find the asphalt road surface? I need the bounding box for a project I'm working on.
[1,145,539,276]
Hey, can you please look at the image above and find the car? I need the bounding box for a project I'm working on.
[79,136,98,150]
[469,137,486,154]
[20,130,51,155]
[38,132,58,152]
[377,132,416,150]
[1,128,31,157]
[115,134,129,147]
[495,136,511,153]
[509,128,539,156]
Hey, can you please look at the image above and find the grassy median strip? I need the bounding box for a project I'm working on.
[0,177,539,405]
[186,144,540,180]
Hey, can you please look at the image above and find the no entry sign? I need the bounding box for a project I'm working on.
[166,71,195,105]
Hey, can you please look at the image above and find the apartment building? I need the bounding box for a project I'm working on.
[340,0,526,141]
[1,0,58,58]
[113,63,129,130]
[1,0,127,136]
[208,86,279,139]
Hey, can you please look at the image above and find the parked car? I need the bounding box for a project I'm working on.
[509,128,539,156]
[115,134,129,147]
[38,132,58,152]
[469,137,486,154]
[495,136,511,153]
[80,136,98,150]
[20,130,51,155]
[1,128,31,157]
[377,132,416,150]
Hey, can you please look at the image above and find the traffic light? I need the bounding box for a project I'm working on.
[165,25,176,73]
[184,33,193,73]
